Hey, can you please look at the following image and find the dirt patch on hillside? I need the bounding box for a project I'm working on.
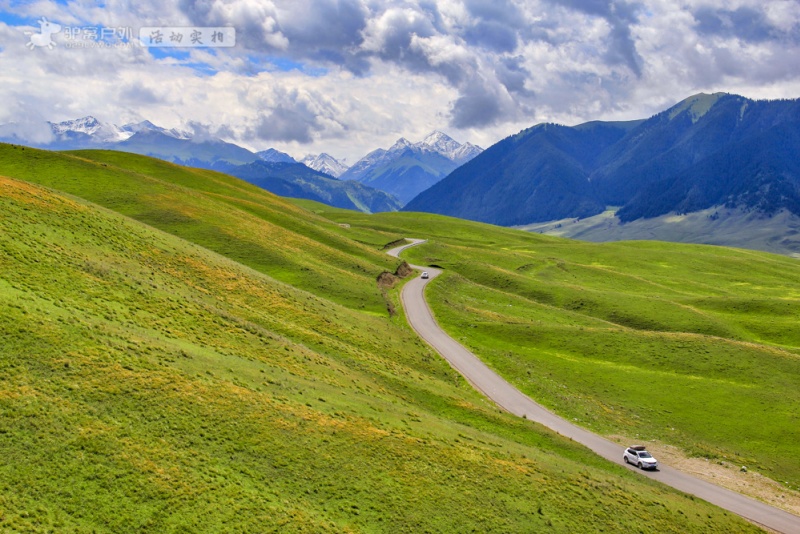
[377,261,413,289]
[377,271,398,289]
[377,261,413,316]
[395,261,413,278]
[608,435,800,517]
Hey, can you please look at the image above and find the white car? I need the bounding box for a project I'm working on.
[421,271,429,279]
[623,445,658,470]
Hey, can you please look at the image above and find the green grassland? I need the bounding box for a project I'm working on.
[312,207,800,491]
[0,155,757,531]
[0,144,401,315]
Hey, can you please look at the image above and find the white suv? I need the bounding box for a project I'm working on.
[623,445,658,470]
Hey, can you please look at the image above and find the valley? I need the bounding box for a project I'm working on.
[0,144,777,531]
[4,2,800,531]
[311,202,800,518]
[387,239,800,531]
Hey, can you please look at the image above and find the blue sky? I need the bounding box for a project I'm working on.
[1,0,799,160]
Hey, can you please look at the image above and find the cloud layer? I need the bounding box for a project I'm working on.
[1,0,799,159]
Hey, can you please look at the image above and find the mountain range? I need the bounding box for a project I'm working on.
[11,95,799,254]
[256,148,349,178]
[1,116,402,213]
[47,116,190,146]
[214,160,401,213]
[3,116,485,213]
[405,93,800,234]
[341,131,483,204]
[255,131,484,202]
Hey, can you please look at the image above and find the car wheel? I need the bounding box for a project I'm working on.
[637,462,643,469]
[623,456,629,464]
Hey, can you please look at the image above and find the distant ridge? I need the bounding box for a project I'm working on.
[405,93,800,230]
[0,117,396,213]
[257,147,296,164]
[340,131,483,205]
[214,160,401,213]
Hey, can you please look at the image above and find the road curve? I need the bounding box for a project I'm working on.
[388,239,800,534]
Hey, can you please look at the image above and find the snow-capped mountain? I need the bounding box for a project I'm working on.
[119,120,192,140]
[301,153,349,178]
[418,131,483,165]
[420,131,461,158]
[339,131,483,204]
[341,148,388,181]
[47,116,193,145]
[49,116,130,144]
[451,142,483,165]
[34,116,258,166]
[257,148,297,164]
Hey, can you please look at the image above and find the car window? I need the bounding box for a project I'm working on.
[638,452,652,458]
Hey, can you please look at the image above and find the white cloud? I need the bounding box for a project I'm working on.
[0,0,798,161]
[198,0,289,49]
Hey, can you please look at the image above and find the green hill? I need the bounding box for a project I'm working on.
[316,206,800,494]
[0,144,400,314]
[0,146,757,531]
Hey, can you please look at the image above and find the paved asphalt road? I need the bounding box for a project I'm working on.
[388,239,800,534]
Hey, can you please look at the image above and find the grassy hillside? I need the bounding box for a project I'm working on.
[0,144,403,315]
[0,173,756,531]
[313,206,800,491]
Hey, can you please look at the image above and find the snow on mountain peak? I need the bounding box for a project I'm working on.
[51,116,100,134]
[421,130,459,151]
[389,137,413,152]
[258,148,297,164]
[452,141,484,164]
[418,131,482,162]
[301,152,349,178]
[121,120,192,140]
[48,116,198,144]
[49,116,129,142]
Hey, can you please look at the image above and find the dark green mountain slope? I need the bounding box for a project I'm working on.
[618,121,800,221]
[594,93,800,207]
[405,93,800,229]
[404,120,638,225]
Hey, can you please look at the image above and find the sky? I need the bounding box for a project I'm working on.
[1,0,799,162]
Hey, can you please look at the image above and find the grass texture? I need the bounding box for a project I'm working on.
[0,151,758,531]
[318,207,800,492]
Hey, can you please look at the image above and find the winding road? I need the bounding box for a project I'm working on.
[388,239,800,534]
